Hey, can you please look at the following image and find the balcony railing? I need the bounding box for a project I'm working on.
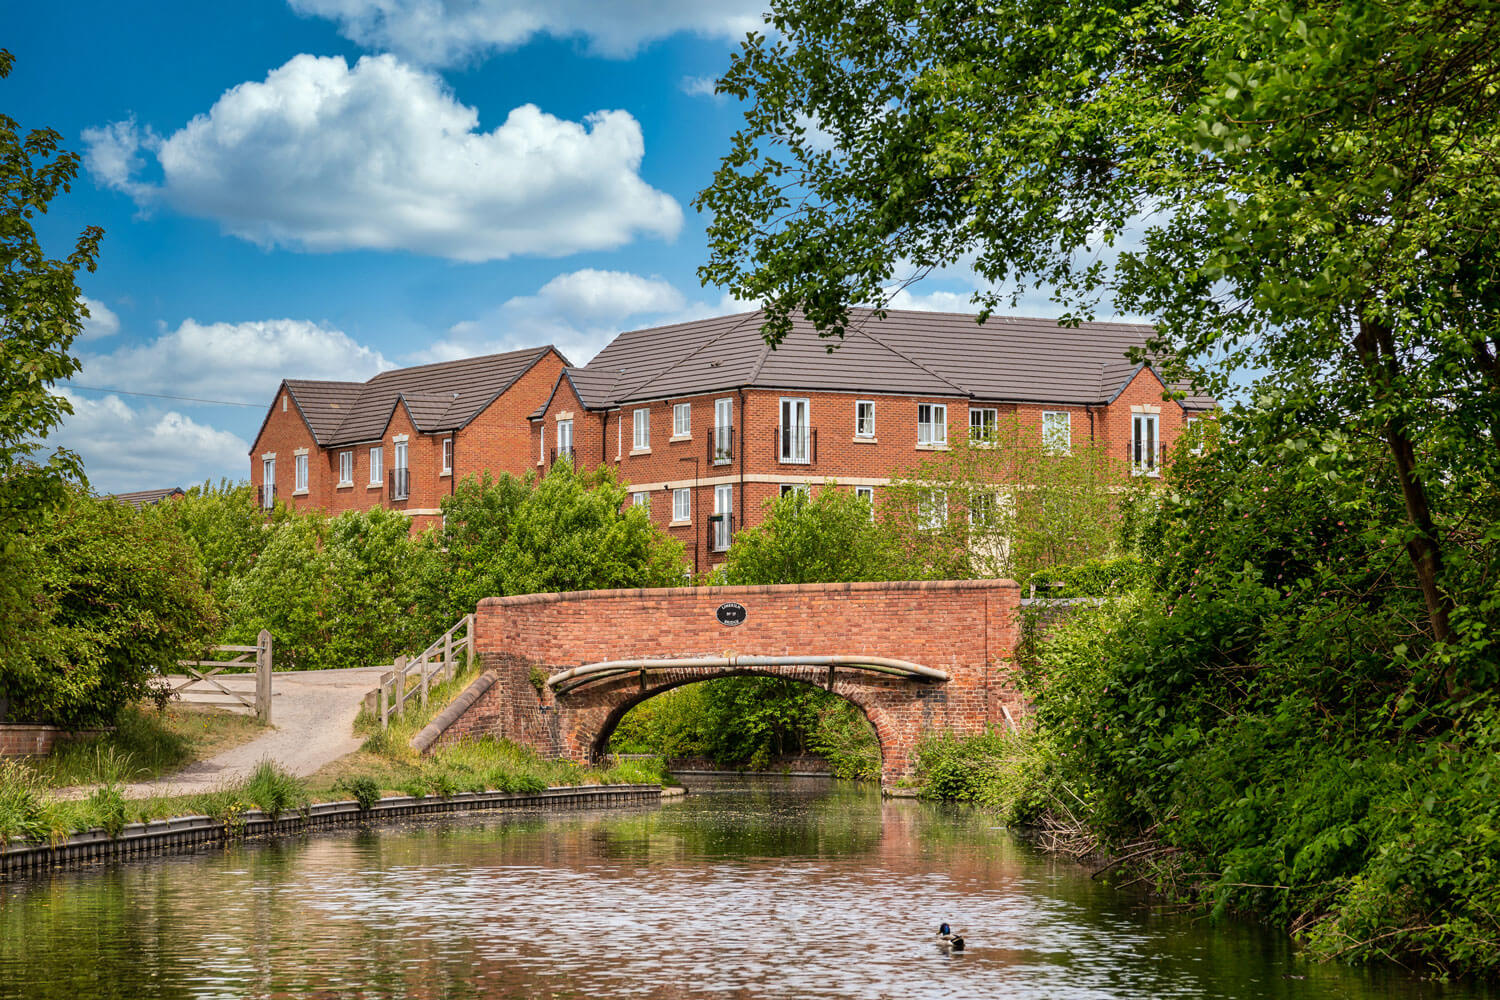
[550,446,575,467]
[1128,440,1163,476]
[709,426,734,465]
[775,425,816,465]
[389,467,410,501]
[260,484,276,511]
[708,512,734,553]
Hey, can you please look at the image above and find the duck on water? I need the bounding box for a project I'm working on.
[937,923,966,952]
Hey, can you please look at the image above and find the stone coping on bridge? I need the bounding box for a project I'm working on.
[478,577,1021,609]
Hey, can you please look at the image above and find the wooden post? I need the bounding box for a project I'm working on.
[395,655,407,713]
[465,613,476,670]
[378,677,389,730]
[255,630,273,725]
[420,654,429,709]
[443,627,454,682]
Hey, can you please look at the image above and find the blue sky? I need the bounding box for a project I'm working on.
[5,0,1105,493]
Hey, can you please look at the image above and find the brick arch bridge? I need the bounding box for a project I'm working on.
[436,579,1023,785]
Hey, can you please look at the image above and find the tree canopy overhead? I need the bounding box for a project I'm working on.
[697,0,1500,650]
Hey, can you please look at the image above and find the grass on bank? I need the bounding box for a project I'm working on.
[2,663,668,848]
[27,703,266,790]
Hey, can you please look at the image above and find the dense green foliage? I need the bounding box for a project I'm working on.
[718,485,903,584]
[0,49,101,525]
[156,463,688,671]
[0,489,217,726]
[919,407,1500,975]
[883,419,1148,579]
[609,680,881,780]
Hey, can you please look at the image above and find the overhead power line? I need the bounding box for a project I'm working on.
[67,385,263,408]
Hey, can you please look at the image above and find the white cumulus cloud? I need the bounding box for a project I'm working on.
[53,390,251,495]
[78,297,121,340]
[79,317,393,404]
[290,0,767,64]
[420,268,749,366]
[82,54,681,261]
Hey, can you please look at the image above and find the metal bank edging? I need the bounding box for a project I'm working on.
[0,784,663,878]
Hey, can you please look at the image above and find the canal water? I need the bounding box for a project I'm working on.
[0,776,1491,999]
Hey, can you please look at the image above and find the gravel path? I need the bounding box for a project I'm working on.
[64,666,389,800]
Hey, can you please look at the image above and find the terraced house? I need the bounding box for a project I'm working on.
[249,346,566,532]
[529,309,1214,571]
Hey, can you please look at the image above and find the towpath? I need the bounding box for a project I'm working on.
[62,666,387,800]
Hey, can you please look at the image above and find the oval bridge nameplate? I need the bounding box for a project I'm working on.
[715,602,747,627]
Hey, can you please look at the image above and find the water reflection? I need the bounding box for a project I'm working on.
[0,776,1490,999]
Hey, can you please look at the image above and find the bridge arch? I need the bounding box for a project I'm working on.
[434,579,1022,785]
[584,667,894,769]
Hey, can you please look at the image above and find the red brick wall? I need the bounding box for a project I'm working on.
[249,351,566,534]
[248,387,324,516]
[449,578,1022,783]
[460,350,567,487]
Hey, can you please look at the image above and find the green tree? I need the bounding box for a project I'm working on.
[0,49,102,523]
[697,0,1500,653]
[497,463,686,595]
[882,414,1148,580]
[436,471,529,615]
[221,515,331,669]
[142,479,287,611]
[1,489,216,726]
[717,484,901,584]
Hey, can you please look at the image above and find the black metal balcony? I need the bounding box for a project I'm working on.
[709,427,734,465]
[774,425,816,465]
[708,512,734,553]
[389,467,410,501]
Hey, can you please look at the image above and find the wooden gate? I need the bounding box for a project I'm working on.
[163,629,273,724]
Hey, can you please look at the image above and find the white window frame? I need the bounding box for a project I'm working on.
[672,487,691,523]
[632,491,650,512]
[713,397,733,464]
[969,491,998,529]
[556,418,573,458]
[919,490,948,530]
[633,408,650,451]
[1042,411,1071,454]
[969,407,998,442]
[672,402,691,438]
[338,450,353,486]
[855,400,875,438]
[779,483,810,498]
[1185,415,1203,455]
[918,403,948,447]
[442,437,453,475]
[261,457,275,508]
[369,446,383,486]
[294,453,308,494]
[711,484,733,552]
[855,485,875,519]
[779,397,811,464]
[1132,413,1160,476]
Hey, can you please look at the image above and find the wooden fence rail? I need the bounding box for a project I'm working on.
[164,629,273,724]
[372,614,475,730]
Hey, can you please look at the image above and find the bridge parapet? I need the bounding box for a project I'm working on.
[434,579,1023,784]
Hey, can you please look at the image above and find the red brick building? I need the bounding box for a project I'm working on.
[249,346,566,532]
[529,309,1213,571]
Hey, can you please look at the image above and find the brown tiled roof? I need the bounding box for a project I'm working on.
[570,309,1215,409]
[269,346,562,448]
[109,487,184,509]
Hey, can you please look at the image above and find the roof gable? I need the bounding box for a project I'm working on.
[260,346,565,448]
